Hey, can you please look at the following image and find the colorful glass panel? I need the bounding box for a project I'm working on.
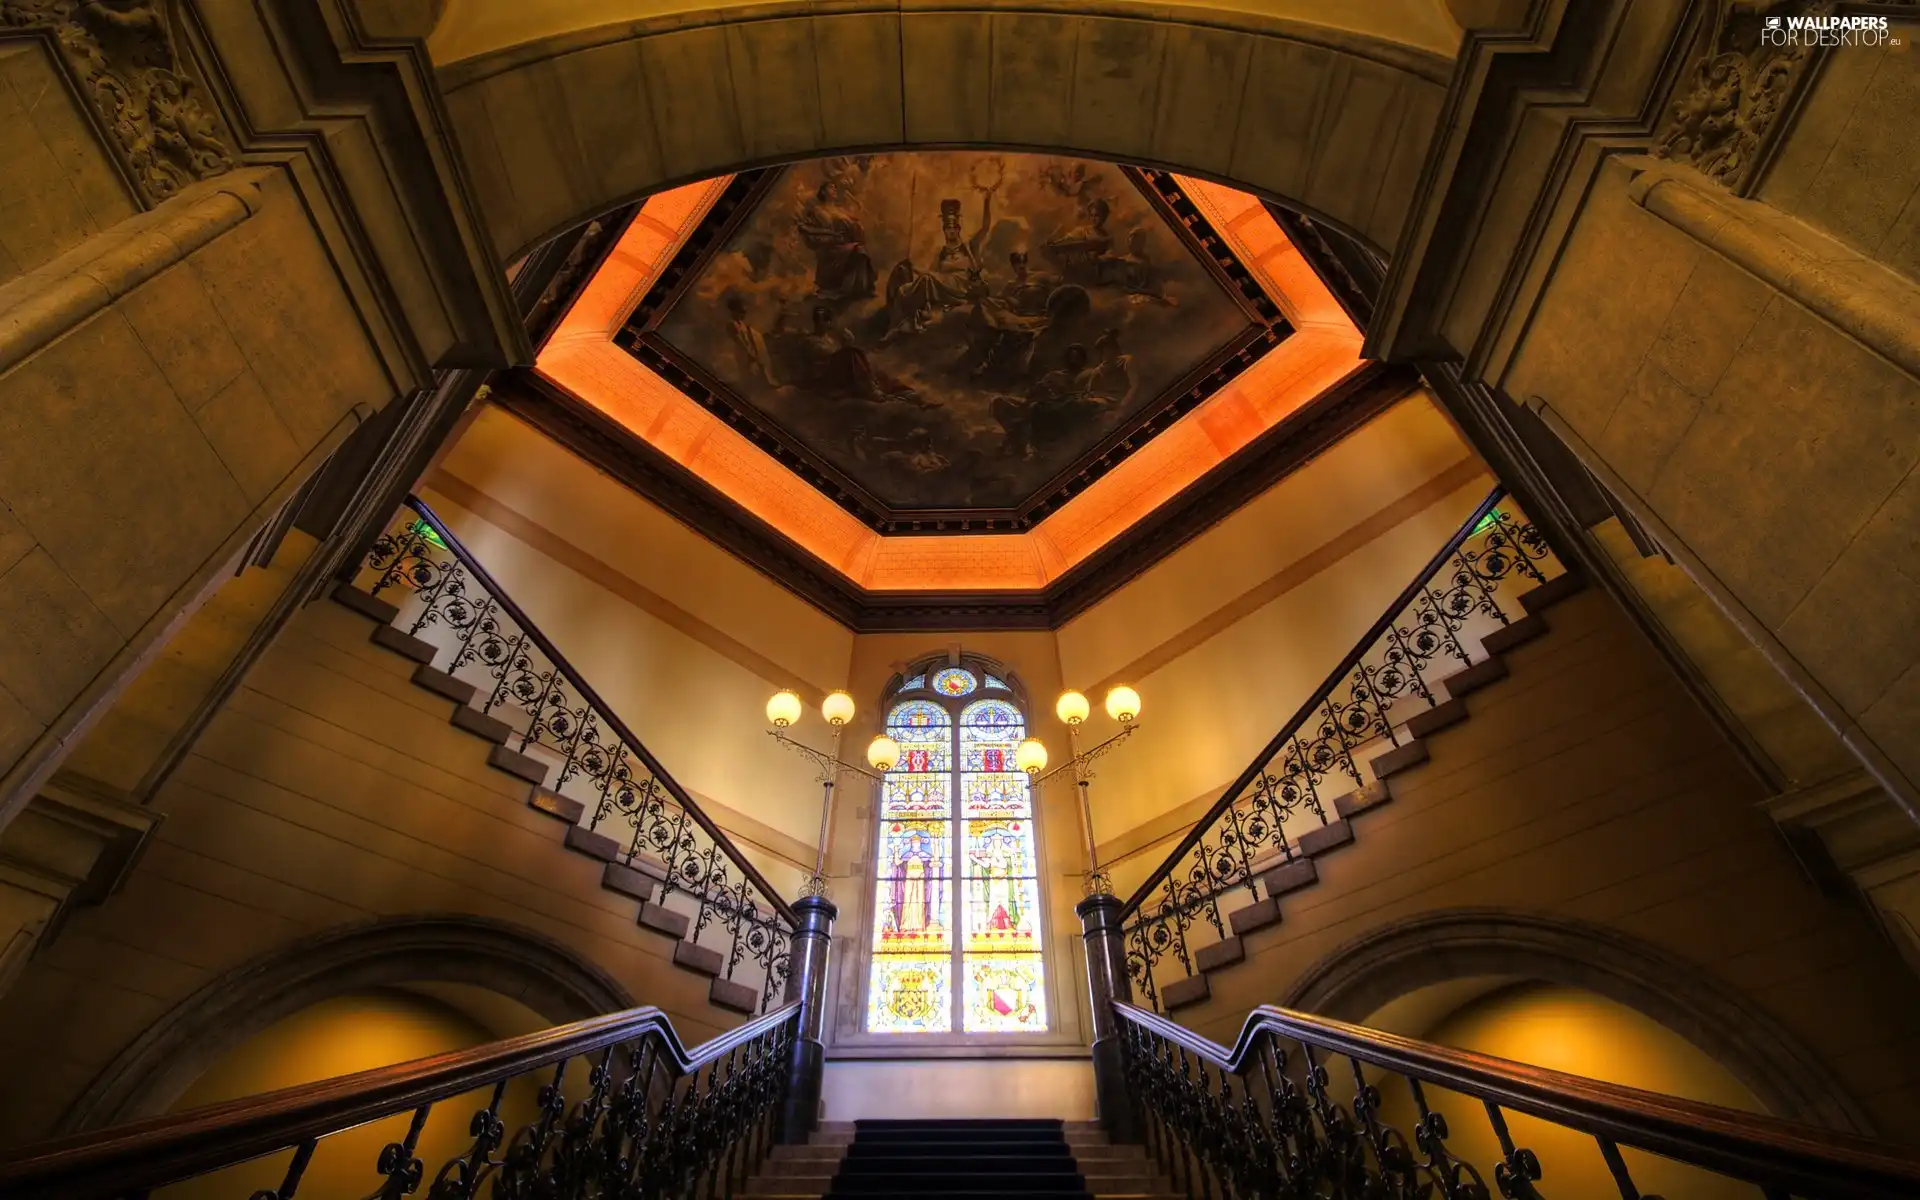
[932,667,978,696]
[873,871,952,953]
[881,777,949,819]
[867,683,1048,1034]
[961,877,1043,953]
[897,674,927,693]
[869,955,953,1033]
[983,674,1009,691]
[963,819,1036,877]
[964,955,1048,1032]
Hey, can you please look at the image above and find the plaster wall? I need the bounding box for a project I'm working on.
[1056,392,1491,869]
[1168,586,1920,1137]
[819,1059,1095,1120]
[1503,153,1920,799]
[421,403,852,867]
[0,595,738,1149]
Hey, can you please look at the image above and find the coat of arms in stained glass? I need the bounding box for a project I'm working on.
[870,956,952,1033]
[964,956,1047,1032]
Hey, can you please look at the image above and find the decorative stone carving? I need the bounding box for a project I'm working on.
[1655,0,1920,192]
[1653,1,1827,191]
[1,0,234,204]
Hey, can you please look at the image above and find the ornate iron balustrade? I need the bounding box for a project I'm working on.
[1117,488,1558,1011]
[1113,1000,1920,1200]
[0,1001,799,1200]
[357,497,796,1013]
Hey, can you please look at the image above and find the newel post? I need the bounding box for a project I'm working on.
[780,894,837,1141]
[1077,891,1138,1142]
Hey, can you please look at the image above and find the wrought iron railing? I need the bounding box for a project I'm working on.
[1117,487,1560,1010]
[0,1001,799,1200]
[1113,1000,1920,1200]
[357,497,796,1012]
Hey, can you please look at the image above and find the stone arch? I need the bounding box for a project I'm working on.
[1284,908,1875,1135]
[435,5,1456,267]
[58,915,633,1133]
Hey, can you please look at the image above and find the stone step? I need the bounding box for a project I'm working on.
[769,1146,847,1160]
[331,583,399,624]
[450,704,514,745]
[638,899,693,940]
[1441,654,1508,700]
[1296,818,1353,857]
[710,976,759,1014]
[1068,1145,1144,1160]
[673,940,725,978]
[1519,567,1586,614]
[1481,612,1547,655]
[488,744,549,786]
[1404,696,1468,739]
[1194,935,1244,973]
[603,857,667,902]
[564,823,623,861]
[1161,973,1209,1012]
[1248,854,1315,895]
[411,664,477,705]
[1332,781,1391,819]
[1228,895,1282,937]
[528,786,584,823]
[1368,739,1429,781]
[371,623,437,664]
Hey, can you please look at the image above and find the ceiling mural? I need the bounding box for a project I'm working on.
[620,153,1286,524]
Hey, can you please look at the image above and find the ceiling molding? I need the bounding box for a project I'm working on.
[491,361,1420,632]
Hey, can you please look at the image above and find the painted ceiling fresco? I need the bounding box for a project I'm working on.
[640,153,1268,516]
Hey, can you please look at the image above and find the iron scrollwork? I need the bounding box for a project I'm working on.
[1120,495,1558,1012]
[360,500,795,1014]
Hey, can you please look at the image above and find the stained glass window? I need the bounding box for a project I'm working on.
[866,682,1048,1034]
[984,674,1009,691]
[931,667,978,696]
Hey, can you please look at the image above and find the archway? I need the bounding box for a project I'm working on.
[58,915,633,1133]
[433,4,1457,267]
[1284,908,1874,1134]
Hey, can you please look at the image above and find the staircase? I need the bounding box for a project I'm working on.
[747,1120,1178,1200]
[1143,567,1590,1014]
[328,497,795,1017]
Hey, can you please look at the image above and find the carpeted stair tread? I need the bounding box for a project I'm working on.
[819,1118,1094,1200]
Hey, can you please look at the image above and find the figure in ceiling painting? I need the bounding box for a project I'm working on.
[651,152,1255,511]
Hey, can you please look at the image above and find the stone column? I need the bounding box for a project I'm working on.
[779,895,837,1141]
[1077,891,1137,1142]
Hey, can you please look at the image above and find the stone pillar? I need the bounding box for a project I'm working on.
[1077,891,1137,1142]
[780,894,837,1141]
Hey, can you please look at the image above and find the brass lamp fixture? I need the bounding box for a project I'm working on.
[767,689,889,898]
[1028,684,1143,896]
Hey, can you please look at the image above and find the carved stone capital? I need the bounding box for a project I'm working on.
[1,0,234,205]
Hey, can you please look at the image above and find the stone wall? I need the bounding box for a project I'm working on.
[1502,152,1920,804]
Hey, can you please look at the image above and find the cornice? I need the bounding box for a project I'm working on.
[492,362,1417,632]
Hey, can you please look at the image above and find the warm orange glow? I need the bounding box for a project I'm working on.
[535,175,1367,595]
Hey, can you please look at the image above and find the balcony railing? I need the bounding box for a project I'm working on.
[0,1001,799,1200]
[358,496,796,1013]
[1111,999,1920,1199]
[1117,486,1561,1010]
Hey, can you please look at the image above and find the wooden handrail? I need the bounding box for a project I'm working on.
[404,495,798,927]
[1116,1001,1920,1199]
[1118,485,1510,919]
[0,1000,800,1200]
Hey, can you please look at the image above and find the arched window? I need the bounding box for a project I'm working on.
[866,662,1048,1034]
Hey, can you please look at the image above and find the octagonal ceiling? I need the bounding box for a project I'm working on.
[516,153,1384,618]
[616,154,1287,529]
